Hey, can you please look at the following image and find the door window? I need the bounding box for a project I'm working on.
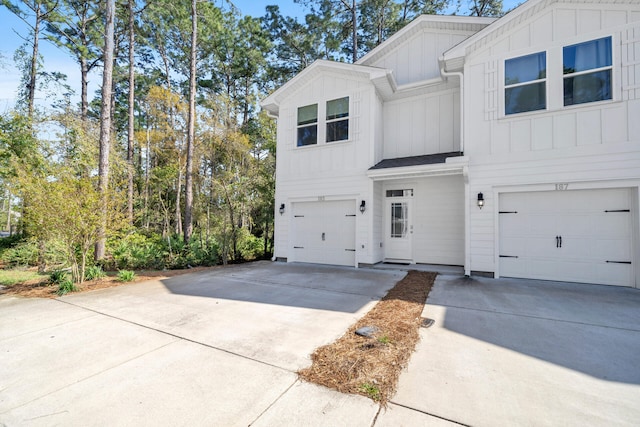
[390,202,408,238]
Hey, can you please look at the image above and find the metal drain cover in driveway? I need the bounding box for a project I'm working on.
[420,317,435,328]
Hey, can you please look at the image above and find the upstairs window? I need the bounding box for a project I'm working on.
[326,97,349,142]
[504,52,546,115]
[563,37,612,106]
[297,104,318,147]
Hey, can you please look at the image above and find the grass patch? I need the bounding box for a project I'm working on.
[117,270,136,282]
[298,271,436,405]
[0,269,48,287]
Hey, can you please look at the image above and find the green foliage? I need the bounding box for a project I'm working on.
[237,228,263,261]
[85,265,106,281]
[0,269,47,287]
[49,269,69,285]
[359,382,381,401]
[377,335,390,345]
[117,270,136,282]
[56,278,77,296]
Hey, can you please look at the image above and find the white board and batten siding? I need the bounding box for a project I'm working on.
[463,2,640,286]
[383,176,465,266]
[367,32,472,85]
[383,89,460,159]
[273,72,379,266]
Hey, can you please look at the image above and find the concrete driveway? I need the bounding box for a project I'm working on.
[0,262,404,426]
[2,262,639,426]
[389,274,640,426]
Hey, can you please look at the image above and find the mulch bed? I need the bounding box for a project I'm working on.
[298,270,437,404]
[0,266,221,299]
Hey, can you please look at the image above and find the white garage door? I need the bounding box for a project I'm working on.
[291,200,356,266]
[499,188,634,287]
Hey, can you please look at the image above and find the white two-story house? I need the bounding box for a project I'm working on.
[261,0,640,288]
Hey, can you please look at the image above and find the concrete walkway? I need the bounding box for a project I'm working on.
[1,262,639,426]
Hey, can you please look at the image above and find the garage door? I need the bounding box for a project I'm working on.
[291,200,356,266]
[499,188,634,287]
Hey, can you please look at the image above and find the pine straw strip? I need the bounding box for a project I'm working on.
[298,270,437,404]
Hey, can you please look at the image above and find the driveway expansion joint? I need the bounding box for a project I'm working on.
[54,298,295,373]
[385,401,470,426]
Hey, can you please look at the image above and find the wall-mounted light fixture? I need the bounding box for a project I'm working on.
[359,200,366,214]
[477,192,484,209]
[279,203,285,215]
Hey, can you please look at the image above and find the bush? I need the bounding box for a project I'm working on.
[0,237,68,269]
[237,228,263,261]
[85,265,106,281]
[49,269,69,285]
[56,279,77,296]
[117,270,136,282]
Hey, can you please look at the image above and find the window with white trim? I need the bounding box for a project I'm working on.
[326,97,349,142]
[563,37,612,106]
[297,103,318,147]
[504,52,546,115]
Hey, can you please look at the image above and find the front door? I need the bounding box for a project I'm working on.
[385,190,413,261]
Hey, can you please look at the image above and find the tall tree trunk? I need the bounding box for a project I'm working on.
[175,160,182,235]
[351,0,357,63]
[95,0,116,261]
[5,189,11,235]
[127,0,135,225]
[183,0,197,244]
[28,6,41,118]
[80,56,89,120]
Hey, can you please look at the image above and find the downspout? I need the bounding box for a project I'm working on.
[439,62,464,153]
[440,60,471,276]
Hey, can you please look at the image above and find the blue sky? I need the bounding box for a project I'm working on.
[0,0,521,112]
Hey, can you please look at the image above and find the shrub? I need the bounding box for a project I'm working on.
[0,237,68,269]
[56,279,77,296]
[49,269,69,285]
[85,265,106,281]
[237,228,263,261]
[117,270,136,282]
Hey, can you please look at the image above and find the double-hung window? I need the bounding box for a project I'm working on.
[326,97,349,142]
[504,52,547,115]
[563,37,612,106]
[297,103,318,147]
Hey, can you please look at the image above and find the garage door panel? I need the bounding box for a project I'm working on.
[499,188,634,287]
[291,200,356,267]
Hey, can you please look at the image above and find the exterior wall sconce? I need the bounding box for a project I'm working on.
[279,203,285,215]
[359,200,366,214]
[477,192,484,209]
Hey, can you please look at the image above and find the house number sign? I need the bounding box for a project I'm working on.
[555,183,569,191]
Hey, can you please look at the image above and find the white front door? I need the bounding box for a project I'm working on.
[499,188,634,287]
[385,197,413,261]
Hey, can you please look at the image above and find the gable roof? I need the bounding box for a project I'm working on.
[260,60,392,117]
[441,0,633,71]
[357,14,496,67]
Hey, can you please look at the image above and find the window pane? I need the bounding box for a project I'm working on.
[505,82,546,115]
[326,119,349,142]
[505,52,546,85]
[390,202,407,238]
[564,69,612,106]
[563,37,611,74]
[297,125,317,146]
[327,97,349,120]
[297,104,317,125]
